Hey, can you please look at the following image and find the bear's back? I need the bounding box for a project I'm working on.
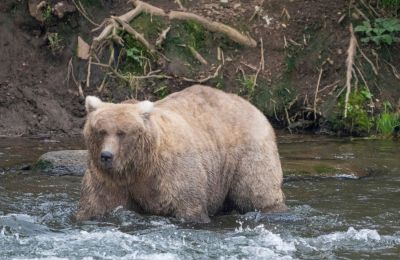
[155,85,274,144]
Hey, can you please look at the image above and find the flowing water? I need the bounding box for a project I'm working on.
[0,134,399,259]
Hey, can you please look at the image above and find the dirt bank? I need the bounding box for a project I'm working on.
[0,0,399,136]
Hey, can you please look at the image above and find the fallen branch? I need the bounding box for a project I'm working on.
[181,65,222,83]
[112,16,156,52]
[187,45,208,65]
[344,25,357,118]
[169,11,257,47]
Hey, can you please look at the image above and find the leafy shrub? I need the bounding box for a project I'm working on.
[333,88,374,135]
[355,18,400,45]
[376,101,400,136]
[379,0,400,11]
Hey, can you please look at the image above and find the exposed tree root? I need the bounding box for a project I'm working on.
[92,0,256,52]
[81,0,257,91]
[313,68,323,121]
[168,11,257,47]
[344,25,357,118]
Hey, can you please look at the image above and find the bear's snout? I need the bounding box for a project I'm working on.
[100,151,113,164]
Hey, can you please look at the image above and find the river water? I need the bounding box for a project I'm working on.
[0,134,399,259]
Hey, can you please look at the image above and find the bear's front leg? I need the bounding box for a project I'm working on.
[175,201,210,223]
[75,169,130,221]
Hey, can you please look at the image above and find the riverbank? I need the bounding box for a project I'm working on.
[0,0,399,137]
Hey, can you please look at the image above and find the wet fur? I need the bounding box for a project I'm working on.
[76,85,287,223]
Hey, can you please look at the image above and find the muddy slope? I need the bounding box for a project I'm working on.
[0,0,398,136]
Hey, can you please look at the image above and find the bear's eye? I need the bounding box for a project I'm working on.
[117,130,126,137]
[98,130,107,136]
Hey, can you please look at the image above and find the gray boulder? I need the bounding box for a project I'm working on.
[35,150,88,176]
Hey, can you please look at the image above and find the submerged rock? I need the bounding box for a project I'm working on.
[35,150,87,176]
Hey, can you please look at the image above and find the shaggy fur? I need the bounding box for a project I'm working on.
[76,85,287,223]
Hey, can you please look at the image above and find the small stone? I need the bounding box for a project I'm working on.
[53,1,76,19]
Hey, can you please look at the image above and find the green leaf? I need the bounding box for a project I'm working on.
[381,34,394,45]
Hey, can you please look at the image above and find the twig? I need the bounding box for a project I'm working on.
[313,68,323,121]
[344,25,357,118]
[360,0,380,17]
[355,63,371,92]
[72,0,99,27]
[251,37,265,91]
[357,46,378,75]
[67,58,84,97]
[240,62,258,71]
[354,6,369,21]
[112,16,156,52]
[156,26,171,47]
[86,56,92,88]
[383,60,400,79]
[187,46,208,65]
[318,80,340,93]
[92,62,172,81]
[181,65,222,83]
[174,0,186,11]
[260,37,265,71]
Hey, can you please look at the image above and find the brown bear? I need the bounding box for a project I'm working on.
[76,85,287,223]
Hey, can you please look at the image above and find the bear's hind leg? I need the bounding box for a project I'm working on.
[228,148,287,213]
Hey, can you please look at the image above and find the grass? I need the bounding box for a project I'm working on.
[42,5,52,21]
[238,73,256,98]
[376,102,400,136]
[47,33,64,54]
[153,85,170,99]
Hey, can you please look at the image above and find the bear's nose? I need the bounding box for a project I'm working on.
[100,151,113,162]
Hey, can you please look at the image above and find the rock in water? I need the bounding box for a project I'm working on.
[35,150,88,176]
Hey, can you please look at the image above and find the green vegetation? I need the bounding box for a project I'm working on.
[376,101,400,137]
[34,160,52,171]
[330,88,399,137]
[380,0,400,7]
[182,21,206,49]
[355,18,400,45]
[42,4,52,21]
[153,85,170,99]
[238,73,256,98]
[333,88,374,135]
[47,33,64,54]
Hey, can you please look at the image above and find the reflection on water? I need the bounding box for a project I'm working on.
[0,134,399,259]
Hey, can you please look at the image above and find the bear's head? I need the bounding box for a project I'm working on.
[84,96,157,177]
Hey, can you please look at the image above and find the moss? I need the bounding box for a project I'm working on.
[34,160,52,171]
[129,13,166,43]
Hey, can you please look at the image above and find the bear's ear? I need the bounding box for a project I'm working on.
[138,100,154,115]
[85,96,103,113]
